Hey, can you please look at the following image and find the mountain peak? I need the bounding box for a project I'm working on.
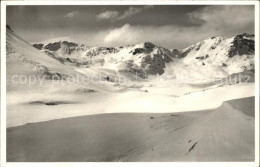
[143,42,156,49]
[33,43,44,50]
[237,33,254,38]
[228,33,254,57]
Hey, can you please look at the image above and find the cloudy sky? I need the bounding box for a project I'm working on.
[7,5,254,49]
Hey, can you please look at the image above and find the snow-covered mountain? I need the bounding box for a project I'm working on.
[33,41,174,78]
[6,25,88,92]
[174,34,254,75]
[33,33,255,81]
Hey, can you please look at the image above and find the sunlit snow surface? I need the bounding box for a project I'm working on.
[6,28,255,127]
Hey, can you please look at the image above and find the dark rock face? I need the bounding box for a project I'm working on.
[39,41,79,52]
[178,48,192,59]
[44,42,61,51]
[222,63,227,67]
[228,33,254,57]
[171,49,180,58]
[177,43,201,59]
[140,53,172,75]
[130,42,156,55]
[125,42,173,76]
[196,54,209,60]
[84,47,119,57]
[96,47,118,55]
[144,42,155,49]
[61,41,78,47]
[131,48,146,55]
[33,43,44,50]
[65,57,72,62]
[59,41,79,54]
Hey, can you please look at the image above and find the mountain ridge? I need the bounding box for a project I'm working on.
[32,32,255,79]
[6,25,255,80]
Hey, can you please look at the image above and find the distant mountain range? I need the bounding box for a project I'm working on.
[7,24,255,81]
[32,30,254,79]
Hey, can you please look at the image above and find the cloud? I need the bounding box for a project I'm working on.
[64,11,79,18]
[187,5,254,34]
[97,6,153,21]
[96,11,119,21]
[102,6,254,49]
[103,24,187,48]
[104,24,142,44]
[43,6,254,49]
[118,7,143,20]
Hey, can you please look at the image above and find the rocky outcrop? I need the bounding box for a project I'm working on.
[33,43,44,50]
[228,33,254,57]
[43,42,61,51]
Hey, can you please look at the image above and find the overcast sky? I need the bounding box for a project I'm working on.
[7,5,254,49]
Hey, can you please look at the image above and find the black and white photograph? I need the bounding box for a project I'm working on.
[1,0,259,166]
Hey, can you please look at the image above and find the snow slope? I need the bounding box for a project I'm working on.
[6,26,255,128]
[6,26,106,95]
[123,97,254,161]
[7,97,254,161]
[6,25,256,162]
